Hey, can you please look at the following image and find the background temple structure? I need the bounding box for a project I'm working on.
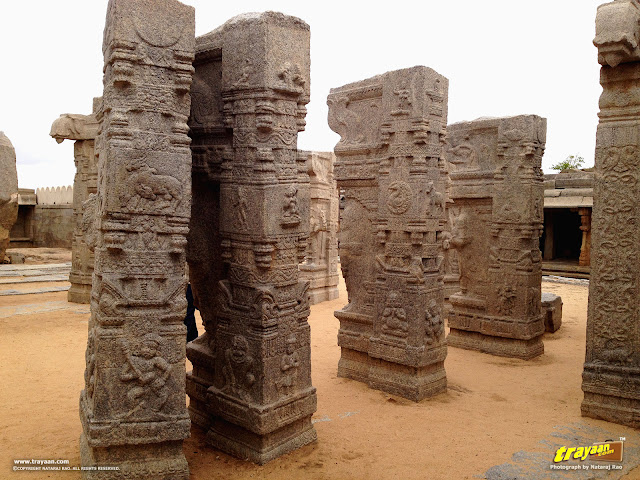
[541,169,593,279]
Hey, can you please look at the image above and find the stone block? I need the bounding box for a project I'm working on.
[541,292,562,333]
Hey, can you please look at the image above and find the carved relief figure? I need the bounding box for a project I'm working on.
[234,186,248,229]
[449,211,474,294]
[497,285,517,316]
[380,292,408,338]
[339,200,372,313]
[222,335,256,402]
[275,334,300,395]
[425,300,443,344]
[426,181,444,215]
[124,163,182,210]
[327,95,364,146]
[281,185,301,225]
[308,206,327,264]
[119,334,171,418]
[278,62,305,90]
[448,139,479,171]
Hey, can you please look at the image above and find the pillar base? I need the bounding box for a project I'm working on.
[368,358,447,401]
[582,364,640,428]
[67,283,91,304]
[308,286,339,305]
[338,347,447,401]
[337,348,370,384]
[207,416,317,465]
[80,433,189,480]
[448,329,544,360]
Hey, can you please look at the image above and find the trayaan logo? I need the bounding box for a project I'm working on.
[554,440,624,463]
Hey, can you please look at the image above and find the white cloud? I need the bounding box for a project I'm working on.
[0,0,607,189]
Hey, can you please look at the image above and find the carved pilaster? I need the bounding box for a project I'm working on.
[328,66,449,401]
[582,0,640,428]
[78,1,195,477]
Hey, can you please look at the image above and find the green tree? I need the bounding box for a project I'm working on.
[551,155,584,171]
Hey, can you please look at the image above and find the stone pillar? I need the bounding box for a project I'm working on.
[446,115,546,360]
[79,0,194,477]
[543,209,554,261]
[578,207,591,267]
[328,66,449,401]
[186,12,317,464]
[299,151,340,304]
[582,0,640,428]
[50,106,99,303]
[0,132,18,264]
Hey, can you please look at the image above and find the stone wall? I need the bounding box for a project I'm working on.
[32,204,74,248]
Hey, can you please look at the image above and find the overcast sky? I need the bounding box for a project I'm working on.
[0,0,606,189]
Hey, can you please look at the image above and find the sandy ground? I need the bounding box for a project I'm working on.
[1,273,639,480]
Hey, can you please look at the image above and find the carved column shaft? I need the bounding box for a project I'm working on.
[578,207,591,267]
[582,0,640,428]
[329,66,449,401]
[50,110,99,303]
[299,150,340,304]
[446,115,546,360]
[186,12,317,464]
[79,0,195,477]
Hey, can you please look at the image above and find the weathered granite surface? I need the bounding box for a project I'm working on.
[79,0,195,477]
[446,115,546,360]
[186,12,317,464]
[0,132,18,264]
[328,66,449,401]
[299,150,339,304]
[50,106,99,303]
[582,0,640,428]
[541,292,562,333]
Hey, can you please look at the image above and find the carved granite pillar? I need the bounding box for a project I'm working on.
[299,150,340,304]
[50,106,99,303]
[582,0,640,428]
[578,207,591,267]
[446,115,546,360]
[328,66,449,401]
[0,132,18,264]
[186,12,317,464]
[79,0,194,477]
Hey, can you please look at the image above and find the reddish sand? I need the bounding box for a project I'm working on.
[1,275,638,480]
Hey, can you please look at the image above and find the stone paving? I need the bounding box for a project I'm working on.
[0,263,71,295]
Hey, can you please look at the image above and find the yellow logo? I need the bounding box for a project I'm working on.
[554,441,624,463]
